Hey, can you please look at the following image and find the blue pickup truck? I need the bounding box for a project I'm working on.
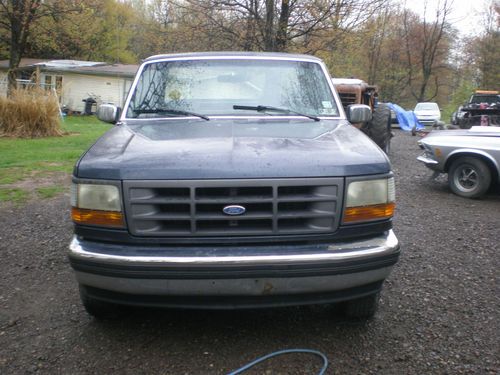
[68,52,400,319]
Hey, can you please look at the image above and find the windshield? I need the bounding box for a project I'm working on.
[470,95,500,104]
[126,59,339,119]
[415,103,439,111]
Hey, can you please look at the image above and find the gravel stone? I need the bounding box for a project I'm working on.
[0,130,498,374]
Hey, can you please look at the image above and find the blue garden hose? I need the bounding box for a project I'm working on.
[227,349,329,375]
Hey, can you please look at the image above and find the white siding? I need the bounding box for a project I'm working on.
[0,70,134,110]
[58,73,130,112]
[0,71,7,97]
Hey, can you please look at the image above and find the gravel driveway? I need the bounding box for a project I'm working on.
[1,130,498,374]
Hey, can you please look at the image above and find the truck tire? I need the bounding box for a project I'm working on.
[343,292,380,319]
[448,157,491,198]
[79,285,120,319]
[362,103,391,153]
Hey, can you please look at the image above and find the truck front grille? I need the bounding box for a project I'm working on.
[123,178,343,237]
[338,93,357,111]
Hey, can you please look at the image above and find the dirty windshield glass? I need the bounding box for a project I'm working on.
[470,95,500,104]
[415,103,439,111]
[126,59,339,118]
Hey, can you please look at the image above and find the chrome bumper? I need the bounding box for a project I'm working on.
[69,230,400,303]
[417,119,438,126]
[417,154,438,165]
[417,154,441,171]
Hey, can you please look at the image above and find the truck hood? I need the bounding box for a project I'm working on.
[76,118,390,179]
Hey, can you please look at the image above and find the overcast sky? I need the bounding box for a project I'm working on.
[403,0,490,36]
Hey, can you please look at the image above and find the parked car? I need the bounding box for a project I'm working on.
[69,52,400,319]
[450,106,462,125]
[390,109,399,125]
[417,126,500,198]
[414,102,441,126]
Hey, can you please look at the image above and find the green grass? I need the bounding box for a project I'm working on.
[36,186,67,199]
[0,167,25,184]
[0,116,111,173]
[0,116,111,203]
[0,188,29,203]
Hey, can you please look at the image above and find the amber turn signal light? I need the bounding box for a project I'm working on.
[343,202,395,224]
[71,207,125,228]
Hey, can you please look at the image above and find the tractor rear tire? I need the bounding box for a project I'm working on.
[362,103,392,153]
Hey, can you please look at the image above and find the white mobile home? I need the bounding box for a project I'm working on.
[0,59,138,113]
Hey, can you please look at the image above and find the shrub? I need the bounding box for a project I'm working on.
[0,87,63,138]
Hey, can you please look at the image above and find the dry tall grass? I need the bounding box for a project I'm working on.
[0,87,63,138]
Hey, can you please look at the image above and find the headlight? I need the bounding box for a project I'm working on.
[343,177,395,224]
[71,183,125,228]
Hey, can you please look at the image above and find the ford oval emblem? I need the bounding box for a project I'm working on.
[223,205,246,216]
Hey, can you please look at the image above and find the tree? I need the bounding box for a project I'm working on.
[0,0,83,94]
[1,0,42,93]
[174,0,389,53]
[355,6,411,104]
[474,1,499,89]
[25,0,137,63]
[402,0,453,102]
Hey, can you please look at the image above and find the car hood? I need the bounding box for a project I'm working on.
[423,127,500,139]
[76,118,390,179]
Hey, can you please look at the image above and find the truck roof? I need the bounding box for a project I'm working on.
[469,93,500,104]
[475,90,499,95]
[143,51,322,62]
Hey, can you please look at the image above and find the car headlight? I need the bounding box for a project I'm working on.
[342,177,395,224]
[71,183,125,228]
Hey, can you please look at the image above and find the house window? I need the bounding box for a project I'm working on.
[55,76,62,92]
[46,75,63,102]
[42,75,63,101]
[44,75,52,90]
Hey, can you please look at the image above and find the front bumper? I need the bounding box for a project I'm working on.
[417,154,441,171]
[416,118,439,126]
[69,230,400,308]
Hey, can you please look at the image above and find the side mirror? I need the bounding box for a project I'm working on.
[97,103,121,124]
[347,104,372,123]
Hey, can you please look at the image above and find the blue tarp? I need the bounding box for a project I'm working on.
[386,103,424,131]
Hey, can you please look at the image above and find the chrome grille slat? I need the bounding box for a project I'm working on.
[276,197,337,202]
[277,213,334,218]
[130,198,191,204]
[195,198,274,203]
[132,214,192,220]
[123,178,343,237]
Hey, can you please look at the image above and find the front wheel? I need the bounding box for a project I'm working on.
[343,292,380,319]
[79,285,120,319]
[448,157,491,198]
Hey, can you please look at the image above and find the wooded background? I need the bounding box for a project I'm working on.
[0,0,499,114]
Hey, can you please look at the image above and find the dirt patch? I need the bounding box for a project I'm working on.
[9,172,71,191]
[0,171,71,208]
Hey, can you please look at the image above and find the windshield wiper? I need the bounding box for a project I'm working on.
[133,108,209,121]
[233,105,320,122]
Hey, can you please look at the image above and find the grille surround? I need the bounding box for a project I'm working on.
[123,178,343,237]
[338,92,358,112]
